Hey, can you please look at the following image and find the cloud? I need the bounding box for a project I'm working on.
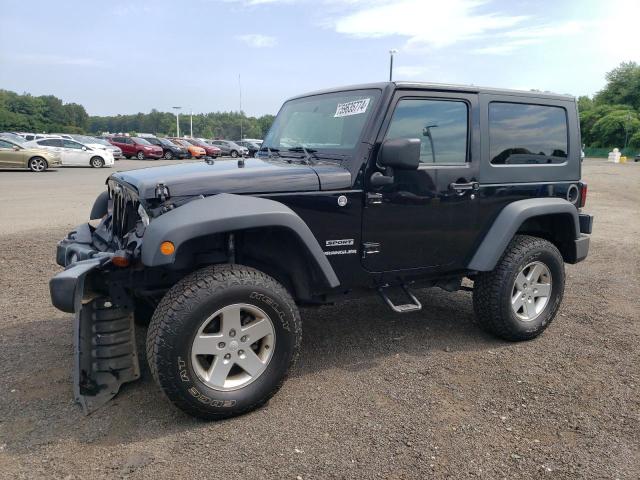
[10,54,108,67]
[331,0,528,50]
[237,34,278,48]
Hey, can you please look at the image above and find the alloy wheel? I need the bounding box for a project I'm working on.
[511,261,552,321]
[191,303,275,391]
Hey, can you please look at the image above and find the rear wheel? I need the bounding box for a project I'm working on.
[136,151,145,160]
[164,150,173,160]
[473,235,565,341]
[28,157,48,172]
[146,264,301,420]
[90,156,105,168]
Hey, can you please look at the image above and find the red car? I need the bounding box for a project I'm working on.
[185,138,221,158]
[109,136,163,160]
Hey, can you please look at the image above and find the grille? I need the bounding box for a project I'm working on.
[110,185,140,239]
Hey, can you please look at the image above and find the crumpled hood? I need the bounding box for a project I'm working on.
[109,158,351,199]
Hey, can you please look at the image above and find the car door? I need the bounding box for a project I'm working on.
[0,139,24,168]
[36,138,64,159]
[361,90,481,273]
[63,139,89,165]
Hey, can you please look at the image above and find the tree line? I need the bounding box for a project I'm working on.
[1,61,638,147]
[0,89,275,140]
[578,61,640,150]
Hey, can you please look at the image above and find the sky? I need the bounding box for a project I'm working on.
[1,0,638,117]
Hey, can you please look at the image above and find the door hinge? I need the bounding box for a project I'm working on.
[367,192,383,205]
[362,242,381,257]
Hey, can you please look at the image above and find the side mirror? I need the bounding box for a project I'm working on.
[13,145,20,151]
[82,146,88,151]
[378,138,421,170]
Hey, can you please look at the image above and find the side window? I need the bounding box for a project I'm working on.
[385,98,468,164]
[38,139,59,147]
[0,140,13,148]
[489,103,568,165]
[63,140,83,149]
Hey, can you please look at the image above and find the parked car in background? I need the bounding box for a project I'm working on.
[0,137,62,171]
[0,132,28,144]
[208,139,248,157]
[69,135,124,160]
[235,140,261,157]
[109,136,163,160]
[143,136,189,160]
[635,154,639,162]
[168,138,207,158]
[25,138,114,168]
[183,138,221,158]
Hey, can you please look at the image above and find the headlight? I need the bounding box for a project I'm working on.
[138,204,150,226]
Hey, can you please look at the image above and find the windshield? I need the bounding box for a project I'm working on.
[262,89,381,154]
[0,132,26,144]
[134,138,151,145]
[159,138,176,147]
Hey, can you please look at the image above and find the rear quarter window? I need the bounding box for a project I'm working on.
[489,102,568,165]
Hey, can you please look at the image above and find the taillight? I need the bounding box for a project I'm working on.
[579,183,587,208]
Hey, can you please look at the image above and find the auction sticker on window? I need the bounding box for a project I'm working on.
[334,98,371,118]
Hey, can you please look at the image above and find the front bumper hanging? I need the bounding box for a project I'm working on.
[49,224,140,414]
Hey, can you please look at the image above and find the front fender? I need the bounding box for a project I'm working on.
[468,198,580,271]
[141,193,340,288]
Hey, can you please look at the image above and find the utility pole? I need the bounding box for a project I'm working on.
[239,74,243,141]
[172,106,182,137]
[389,49,398,81]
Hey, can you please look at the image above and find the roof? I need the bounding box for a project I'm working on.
[287,81,574,102]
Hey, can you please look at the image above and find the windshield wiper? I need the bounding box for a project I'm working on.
[287,145,318,165]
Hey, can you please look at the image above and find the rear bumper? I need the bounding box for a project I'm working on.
[567,214,593,264]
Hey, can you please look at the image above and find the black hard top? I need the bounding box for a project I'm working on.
[287,81,574,102]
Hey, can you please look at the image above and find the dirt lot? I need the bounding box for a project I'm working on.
[0,159,638,479]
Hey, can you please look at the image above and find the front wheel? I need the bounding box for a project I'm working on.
[136,151,145,160]
[472,235,565,341]
[90,156,105,168]
[230,150,238,158]
[146,264,301,420]
[164,150,173,160]
[28,157,48,172]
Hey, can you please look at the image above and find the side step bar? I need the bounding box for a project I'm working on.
[378,284,422,313]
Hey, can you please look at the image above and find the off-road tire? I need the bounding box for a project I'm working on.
[473,235,565,341]
[136,151,145,160]
[146,264,301,420]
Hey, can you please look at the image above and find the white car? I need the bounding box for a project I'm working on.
[24,138,114,168]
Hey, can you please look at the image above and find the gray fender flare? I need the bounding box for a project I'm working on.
[141,193,340,288]
[468,198,579,271]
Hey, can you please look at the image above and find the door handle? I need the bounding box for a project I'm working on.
[449,181,479,192]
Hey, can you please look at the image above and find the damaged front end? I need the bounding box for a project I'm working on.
[49,181,148,414]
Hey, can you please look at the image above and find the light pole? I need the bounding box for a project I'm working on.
[239,74,243,141]
[172,106,182,137]
[190,109,193,138]
[389,49,398,81]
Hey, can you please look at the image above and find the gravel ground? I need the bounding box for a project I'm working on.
[0,159,638,479]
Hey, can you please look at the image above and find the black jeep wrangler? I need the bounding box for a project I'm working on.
[50,82,593,419]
